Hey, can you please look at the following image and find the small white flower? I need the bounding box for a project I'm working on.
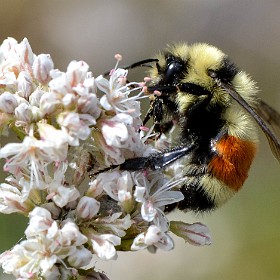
[0,136,55,185]
[131,225,174,251]
[60,220,88,247]
[40,91,62,115]
[0,183,31,214]
[17,70,33,99]
[17,37,34,65]
[134,172,184,225]
[44,162,80,208]
[67,246,93,268]
[101,113,132,147]
[25,207,54,237]
[77,93,102,119]
[96,68,143,117]
[49,60,89,96]
[14,102,32,122]
[66,60,89,87]
[29,89,45,106]
[37,123,69,161]
[77,196,100,220]
[0,92,18,113]
[90,233,121,260]
[57,111,95,146]
[92,213,132,237]
[32,53,54,84]
[170,221,212,246]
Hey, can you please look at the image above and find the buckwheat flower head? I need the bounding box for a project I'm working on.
[0,37,212,280]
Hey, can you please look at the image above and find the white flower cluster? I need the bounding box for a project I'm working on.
[0,38,211,280]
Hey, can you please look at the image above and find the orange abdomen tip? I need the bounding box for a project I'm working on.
[208,135,257,191]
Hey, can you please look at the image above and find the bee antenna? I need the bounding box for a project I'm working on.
[103,58,159,77]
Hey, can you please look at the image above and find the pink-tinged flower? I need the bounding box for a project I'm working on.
[95,68,143,117]
[0,38,34,91]
[77,196,100,220]
[67,246,92,268]
[77,93,102,119]
[0,37,18,60]
[86,177,105,198]
[0,92,18,113]
[0,136,64,185]
[101,113,133,147]
[57,111,96,146]
[17,70,34,99]
[0,183,32,214]
[96,113,146,166]
[90,233,121,260]
[92,213,132,237]
[29,89,45,107]
[59,220,88,247]
[98,170,134,213]
[170,221,212,246]
[39,91,61,114]
[131,225,174,251]
[0,211,90,279]
[32,53,54,84]
[43,161,80,208]
[25,207,54,237]
[0,240,57,279]
[17,37,34,65]
[49,60,89,96]
[133,172,184,226]
[37,123,68,160]
[14,102,33,122]
[66,60,89,87]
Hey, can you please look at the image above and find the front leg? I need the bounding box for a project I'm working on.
[120,143,196,171]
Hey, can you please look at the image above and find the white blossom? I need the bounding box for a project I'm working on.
[32,53,54,84]
[0,37,212,280]
[0,183,31,214]
[0,92,18,113]
[134,172,184,227]
[170,221,212,246]
[131,225,174,251]
[90,233,121,260]
[77,196,100,220]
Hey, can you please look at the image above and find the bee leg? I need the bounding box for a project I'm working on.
[120,143,196,171]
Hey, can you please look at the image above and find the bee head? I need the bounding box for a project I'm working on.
[147,43,239,113]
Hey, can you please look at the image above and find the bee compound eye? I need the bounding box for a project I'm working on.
[164,61,183,85]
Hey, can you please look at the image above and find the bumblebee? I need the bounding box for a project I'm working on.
[115,43,280,212]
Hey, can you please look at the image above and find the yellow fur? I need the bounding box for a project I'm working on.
[200,174,237,207]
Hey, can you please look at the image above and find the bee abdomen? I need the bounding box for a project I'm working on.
[175,135,257,212]
[209,135,257,191]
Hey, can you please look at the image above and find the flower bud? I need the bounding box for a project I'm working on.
[39,92,60,114]
[78,94,101,119]
[14,102,32,122]
[77,196,100,220]
[29,89,45,107]
[0,92,18,113]
[170,221,212,246]
[17,71,33,99]
[33,54,54,84]
[19,37,34,65]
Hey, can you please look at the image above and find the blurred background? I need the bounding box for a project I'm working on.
[1,0,280,279]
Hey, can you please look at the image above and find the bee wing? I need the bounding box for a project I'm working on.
[254,100,280,135]
[213,78,280,163]
[254,100,280,161]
